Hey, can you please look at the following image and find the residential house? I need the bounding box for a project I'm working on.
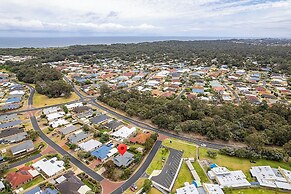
[32,157,65,177]
[6,166,33,188]
[43,107,61,115]
[90,114,110,125]
[0,120,22,130]
[49,119,69,128]
[111,126,136,142]
[67,130,89,144]
[104,119,123,131]
[10,140,34,156]
[56,171,91,194]
[59,125,79,135]
[129,131,151,144]
[78,139,102,152]
[113,151,134,167]
[0,113,18,123]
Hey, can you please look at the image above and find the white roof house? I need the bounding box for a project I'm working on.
[32,157,65,177]
[107,147,118,158]
[66,102,83,109]
[50,119,69,128]
[43,106,61,115]
[111,126,136,141]
[250,166,291,190]
[203,183,224,194]
[145,80,160,87]
[10,90,25,95]
[208,166,251,188]
[46,112,65,122]
[78,139,102,152]
[176,182,199,194]
[78,185,91,194]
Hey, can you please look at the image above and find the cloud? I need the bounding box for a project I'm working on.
[0,0,290,37]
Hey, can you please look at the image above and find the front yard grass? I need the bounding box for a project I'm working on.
[124,178,146,194]
[146,147,170,175]
[162,138,196,158]
[192,161,209,183]
[225,188,290,194]
[199,148,291,175]
[22,176,44,190]
[172,162,193,192]
[33,91,79,107]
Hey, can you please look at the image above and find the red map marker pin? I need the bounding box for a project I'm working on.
[117,144,127,156]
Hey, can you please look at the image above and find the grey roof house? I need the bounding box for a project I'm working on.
[113,151,134,167]
[67,131,89,144]
[10,140,34,156]
[104,120,123,131]
[90,114,110,125]
[59,125,79,135]
[0,120,22,130]
[0,113,18,123]
[2,132,27,143]
[0,127,24,139]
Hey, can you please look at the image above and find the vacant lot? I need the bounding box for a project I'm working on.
[162,138,196,158]
[33,91,79,107]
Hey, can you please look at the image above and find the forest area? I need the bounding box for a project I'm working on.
[98,85,291,161]
[0,39,290,74]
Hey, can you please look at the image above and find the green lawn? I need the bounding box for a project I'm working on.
[22,176,44,190]
[162,138,197,158]
[225,188,290,194]
[192,161,209,183]
[146,147,170,175]
[148,187,162,194]
[172,162,193,192]
[199,148,291,175]
[33,91,79,107]
[124,178,146,194]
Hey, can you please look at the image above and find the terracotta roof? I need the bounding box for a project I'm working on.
[6,166,33,188]
[129,132,151,144]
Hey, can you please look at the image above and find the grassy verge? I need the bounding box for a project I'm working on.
[22,176,44,190]
[192,161,209,183]
[162,138,196,158]
[225,188,290,194]
[199,148,291,175]
[124,178,146,194]
[33,91,79,107]
[148,187,162,194]
[146,147,170,175]
[172,162,193,192]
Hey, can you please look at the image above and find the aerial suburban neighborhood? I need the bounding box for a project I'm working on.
[0,38,290,194]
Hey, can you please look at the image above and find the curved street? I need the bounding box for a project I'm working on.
[1,76,242,194]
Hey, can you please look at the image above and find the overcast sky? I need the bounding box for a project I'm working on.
[0,0,290,38]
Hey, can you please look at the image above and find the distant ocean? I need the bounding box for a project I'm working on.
[0,36,233,48]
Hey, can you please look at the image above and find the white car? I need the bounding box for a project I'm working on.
[200,143,207,147]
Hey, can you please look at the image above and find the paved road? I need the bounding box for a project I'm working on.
[30,116,104,182]
[26,84,35,106]
[112,140,162,194]
[91,100,230,150]
[223,83,240,104]
[8,153,42,169]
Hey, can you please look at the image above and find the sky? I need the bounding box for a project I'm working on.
[0,0,290,38]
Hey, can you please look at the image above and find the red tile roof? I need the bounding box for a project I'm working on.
[129,132,151,144]
[6,166,33,188]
